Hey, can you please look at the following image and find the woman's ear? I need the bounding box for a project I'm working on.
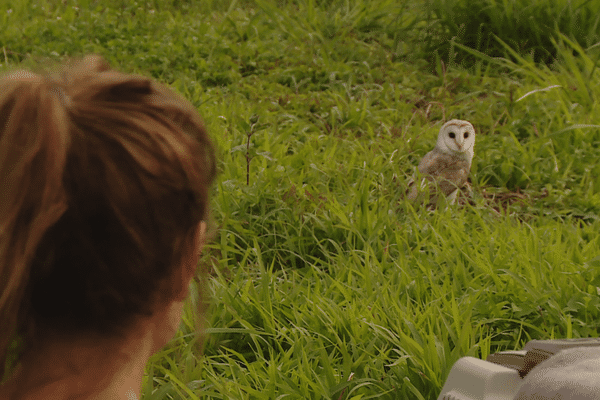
[175,221,207,302]
[198,221,207,252]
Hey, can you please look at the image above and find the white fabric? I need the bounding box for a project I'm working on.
[515,347,600,399]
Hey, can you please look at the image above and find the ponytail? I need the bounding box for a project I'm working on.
[0,73,71,377]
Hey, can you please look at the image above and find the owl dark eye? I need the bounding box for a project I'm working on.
[464,132,469,139]
[448,132,455,139]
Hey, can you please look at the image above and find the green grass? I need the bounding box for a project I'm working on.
[2,0,600,399]
[421,0,600,66]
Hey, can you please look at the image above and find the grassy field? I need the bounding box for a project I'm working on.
[2,0,600,398]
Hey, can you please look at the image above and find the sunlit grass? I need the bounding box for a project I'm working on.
[2,0,600,399]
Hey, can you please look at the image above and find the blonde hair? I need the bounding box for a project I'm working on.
[0,55,216,380]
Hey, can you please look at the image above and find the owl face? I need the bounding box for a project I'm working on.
[436,119,475,158]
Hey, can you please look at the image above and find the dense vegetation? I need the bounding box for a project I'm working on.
[2,0,600,398]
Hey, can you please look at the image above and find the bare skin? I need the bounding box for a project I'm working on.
[0,222,206,400]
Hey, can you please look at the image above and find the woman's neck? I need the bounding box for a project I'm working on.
[0,326,154,400]
[0,297,186,400]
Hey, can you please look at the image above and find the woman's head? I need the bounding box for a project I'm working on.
[0,55,217,379]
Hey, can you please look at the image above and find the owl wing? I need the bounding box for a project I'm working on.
[406,151,437,201]
[436,162,470,196]
[418,149,471,196]
[417,150,442,175]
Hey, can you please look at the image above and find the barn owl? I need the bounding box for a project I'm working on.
[407,120,475,205]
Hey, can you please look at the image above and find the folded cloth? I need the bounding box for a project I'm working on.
[515,347,600,400]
